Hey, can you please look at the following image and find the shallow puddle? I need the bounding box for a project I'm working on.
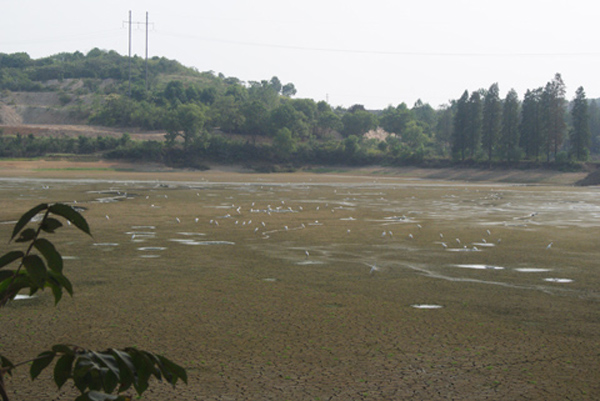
[93,243,119,246]
[544,278,573,283]
[139,255,161,258]
[454,264,504,270]
[515,268,552,273]
[296,260,325,265]
[137,247,167,251]
[13,294,38,300]
[411,304,443,309]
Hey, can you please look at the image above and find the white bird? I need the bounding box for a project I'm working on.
[195,217,199,223]
[439,233,444,239]
[456,238,461,244]
[408,233,414,239]
[388,231,393,237]
[486,229,491,236]
[367,263,380,275]
[175,217,181,223]
[482,238,486,243]
[546,242,553,250]
[305,250,310,258]
[441,242,447,248]
[284,226,288,231]
[105,215,110,220]
[417,224,422,230]
[381,231,387,237]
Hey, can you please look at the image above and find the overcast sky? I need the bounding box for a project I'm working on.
[2,0,598,109]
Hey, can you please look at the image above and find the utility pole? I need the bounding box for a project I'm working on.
[128,10,132,97]
[145,12,149,92]
[123,11,152,96]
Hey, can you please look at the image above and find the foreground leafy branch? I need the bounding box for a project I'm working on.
[0,203,187,401]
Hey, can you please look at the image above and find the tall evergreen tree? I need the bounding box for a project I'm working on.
[434,104,454,156]
[500,89,521,161]
[466,91,483,158]
[481,83,502,162]
[452,91,470,161]
[520,88,543,160]
[588,99,600,154]
[542,73,567,161]
[569,86,590,160]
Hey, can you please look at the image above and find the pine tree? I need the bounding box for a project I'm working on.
[542,73,567,161]
[500,89,521,161]
[466,91,483,158]
[481,83,502,163]
[452,91,470,161]
[520,88,543,160]
[570,86,590,161]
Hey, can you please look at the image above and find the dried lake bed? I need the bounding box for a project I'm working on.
[1,167,600,400]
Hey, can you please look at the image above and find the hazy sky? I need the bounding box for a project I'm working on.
[2,0,598,109]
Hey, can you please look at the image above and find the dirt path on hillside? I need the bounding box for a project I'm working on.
[0,124,166,141]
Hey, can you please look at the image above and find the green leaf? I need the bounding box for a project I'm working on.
[48,203,91,236]
[110,349,134,392]
[33,238,63,273]
[15,228,37,243]
[0,251,24,269]
[157,355,188,385]
[1,354,15,374]
[23,255,47,288]
[53,353,75,388]
[0,270,15,282]
[49,270,73,296]
[30,351,56,380]
[52,344,75,355]
[11,203,48,241]
[41,217,63,233]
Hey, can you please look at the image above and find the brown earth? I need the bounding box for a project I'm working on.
[1,162,600,400]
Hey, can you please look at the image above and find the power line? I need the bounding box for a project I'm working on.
[154,30,600,58]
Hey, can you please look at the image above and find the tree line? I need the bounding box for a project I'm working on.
[1,51,599,169]
[451,73,595,164]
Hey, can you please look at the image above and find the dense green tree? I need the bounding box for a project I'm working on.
[164,103,206,148]
[412,99,436,128]
[241,100,269,141]
[569,86,590,161]
[520,88,543,160]
[281,83,297,97]
[316,111,343,137]
[269,76,283,94]
[272,127,296,158]
[341,109,377,137]
[379,104,413,136]
[248,80,280,109]
[588,100,600,154]
[500,89,521,161]
[466,91,483,158]
[434,104,453,155]
[452,90,470,161]
[402,120,428,150]
[208,95,244,133]
[481,83,502,162]
[163,80,187,105]
[542,73,567,161]
[269,102,310,139]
